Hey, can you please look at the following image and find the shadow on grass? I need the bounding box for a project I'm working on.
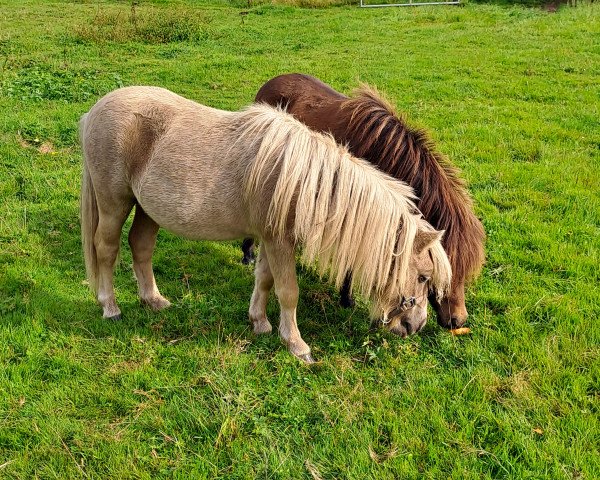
[18,201,376,357]
[20,200,469,364]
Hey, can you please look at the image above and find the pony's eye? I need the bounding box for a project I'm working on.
[418,275,429,284]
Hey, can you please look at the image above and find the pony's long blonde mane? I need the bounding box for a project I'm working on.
[237,104,450,308]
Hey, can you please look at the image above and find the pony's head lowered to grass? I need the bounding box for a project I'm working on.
[241,105,452,336]
[253,74,484,329]
[371,220,452,336]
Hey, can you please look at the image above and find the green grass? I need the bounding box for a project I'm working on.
[1,0,599,478]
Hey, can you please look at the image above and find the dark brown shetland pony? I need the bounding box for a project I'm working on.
[245,73,485,329]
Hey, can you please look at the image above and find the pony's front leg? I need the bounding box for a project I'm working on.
[249,244,273,334]
[262,239,315,364]
[241,238,256,265]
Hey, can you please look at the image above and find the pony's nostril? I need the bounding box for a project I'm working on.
[402,320,414,335]
[450,317,465,329]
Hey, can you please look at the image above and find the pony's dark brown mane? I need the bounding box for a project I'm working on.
[341,85,485,284]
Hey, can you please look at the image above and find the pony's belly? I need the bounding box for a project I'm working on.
[133,151,252,241]
[135,187,251,241]
[141,201,250,241]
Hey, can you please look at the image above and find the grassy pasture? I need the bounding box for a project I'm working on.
[0,0,599,478]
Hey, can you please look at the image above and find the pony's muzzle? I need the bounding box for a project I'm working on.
[429,293,468,329]
[376,296,428,337]
[389,316,427,337]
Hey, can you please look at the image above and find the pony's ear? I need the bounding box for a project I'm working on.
[414,229,444,254]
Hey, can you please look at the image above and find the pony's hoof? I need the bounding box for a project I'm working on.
[107,314,122,321]
[241,254,255,265]
[252,319,272,335]
[143,296,171,311]
[295,352,317,364]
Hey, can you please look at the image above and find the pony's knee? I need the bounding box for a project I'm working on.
[275,283,299,308]
[254,258,273,287]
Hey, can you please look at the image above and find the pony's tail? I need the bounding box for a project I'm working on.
[79,113,99,293]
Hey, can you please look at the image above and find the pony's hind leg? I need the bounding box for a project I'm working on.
[262,239,314,364]
[128,205,171,311]
[249,243,273,334]
[95,201,134,319]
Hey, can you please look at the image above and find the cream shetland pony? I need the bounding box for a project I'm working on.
[80,86,451,363]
